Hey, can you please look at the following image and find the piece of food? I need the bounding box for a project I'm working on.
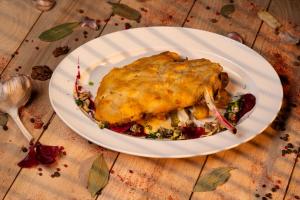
[95,51,223,125]
[74,51,256,140]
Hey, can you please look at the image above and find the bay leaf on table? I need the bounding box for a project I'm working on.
[39,22,80,42]
[87,154,109,197]
[220,4,235,18]
[0,113,8,126]
[257,11,281,29]
[194,167,235,192]
[108,2,141,22]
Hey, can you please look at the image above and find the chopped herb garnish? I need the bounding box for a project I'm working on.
[75,99,83,106]
[146,132,158,139]
[98,121,108,129]
[88,81,94,86]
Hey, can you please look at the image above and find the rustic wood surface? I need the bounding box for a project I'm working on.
[0,0,299,200]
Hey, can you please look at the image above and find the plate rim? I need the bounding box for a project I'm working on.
[49,26,283,158]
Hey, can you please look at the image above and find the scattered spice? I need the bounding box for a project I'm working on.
[21,146,28,153]
[262,197,267,200]
[18,66,22,69]
[52,46,70,57]
[262,184,266,188]
[120,17,124,20]
[265,193,272,198]
[110,169,115,174]
[35,46,39,50]
[3,125,8,131]
[140,7,147,12]
[77,9,84,14]
[31,65,53,81]
[255,194,260,198]
[293,62,300,66]
[51,171,61,178]
[75,38,79,42]
[15,68,19,72]
[210,18,218,23]
[129,169,133,173]
[0,113,8,127]
[38,172,43,176]
[295,195,300,199]
[115,23,119,26]
[206,6,210,10]
[56,168,61,171]
[38,167,42,171]
[64,164,68,168]
[125,23,132,29]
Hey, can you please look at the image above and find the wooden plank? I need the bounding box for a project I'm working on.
[98,1,270,199]
[191,0,300,199]
[0,0,41,73]
[1,0,114,198]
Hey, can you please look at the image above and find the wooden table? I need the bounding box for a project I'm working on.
[0,0,299,199]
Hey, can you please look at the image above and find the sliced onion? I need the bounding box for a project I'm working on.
[204,88,237,134]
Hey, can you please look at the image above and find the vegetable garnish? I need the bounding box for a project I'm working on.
[204,88,237,134]
[225,93,256,124]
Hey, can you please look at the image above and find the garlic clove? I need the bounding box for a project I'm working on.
[0,75,32,112]
[32,0,56,11]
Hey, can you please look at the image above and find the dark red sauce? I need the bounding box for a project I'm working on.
[181,126,205,139]
[237,93,256,120]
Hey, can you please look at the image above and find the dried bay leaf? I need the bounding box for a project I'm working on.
[87,154,109,197]
[0,113,8,126]
[39,22,80,42]
[258,11,281,29]
[220,4,235,18]
[108,2,141,22]
[194,167,235,192]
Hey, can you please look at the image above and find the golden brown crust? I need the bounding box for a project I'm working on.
[95,51,223,124]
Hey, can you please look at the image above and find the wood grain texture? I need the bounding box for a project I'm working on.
[192,0,300,199]
[0,0,41,73]
[0,0,114,198]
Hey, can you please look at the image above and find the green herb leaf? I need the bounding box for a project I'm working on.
[87,154,109,197]
[194,167,235,192]
[220,4,235,18]
[108,2,141,22]
[39,22,80,42]
[88,81,94,86]
[257,11,281,29]
[0,113,8,126]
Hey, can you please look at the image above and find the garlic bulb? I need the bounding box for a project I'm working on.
[0,75,32,111]
[32,0,56,11]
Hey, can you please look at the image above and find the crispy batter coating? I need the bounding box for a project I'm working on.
[95,51,222,124]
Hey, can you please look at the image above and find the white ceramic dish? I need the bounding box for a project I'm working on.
[49,27,282,158]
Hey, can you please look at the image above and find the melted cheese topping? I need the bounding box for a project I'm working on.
[95,51,222,124]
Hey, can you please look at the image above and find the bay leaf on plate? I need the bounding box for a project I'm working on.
[220,4,235,18]
[257,11,281,29]
[108,2,141,22]
[39,22,80,42]
[0,113,8,126]
[87,154,109,197]
[194,167,235,192]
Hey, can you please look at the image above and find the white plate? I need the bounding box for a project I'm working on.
[49,27,282,158]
